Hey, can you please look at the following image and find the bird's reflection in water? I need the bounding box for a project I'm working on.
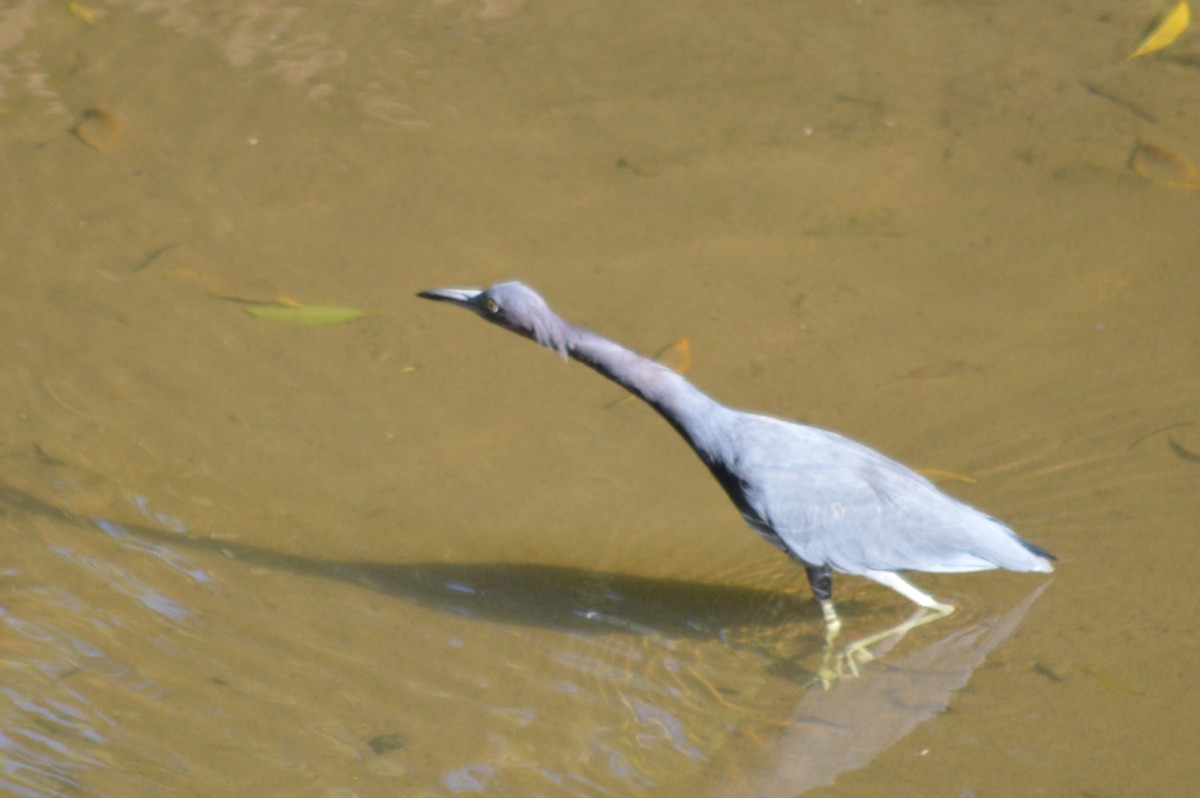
[708,582,1050,797]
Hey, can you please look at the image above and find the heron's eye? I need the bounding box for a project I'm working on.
[483,298,500,314]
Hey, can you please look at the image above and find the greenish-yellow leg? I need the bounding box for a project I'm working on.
[840,569,957,675]
[841,602,955,676]
[805,570,959,683]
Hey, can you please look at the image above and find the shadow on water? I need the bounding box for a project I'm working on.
[0,480,817,642]
[2,479,1049,795]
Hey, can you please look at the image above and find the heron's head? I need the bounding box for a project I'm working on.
[418,281,571,357]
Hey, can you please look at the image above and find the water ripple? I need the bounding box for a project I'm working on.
[48,545,192,621]
[92,518,213,585]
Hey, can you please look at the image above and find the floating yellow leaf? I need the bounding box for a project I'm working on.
[1128,0,1190,59]
[243,305,365,325]
[68,2,97,24]
[1128,139,1200,189]
[72,107,122,154]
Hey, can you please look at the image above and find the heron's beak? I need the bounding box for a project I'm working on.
[417,287,484,310]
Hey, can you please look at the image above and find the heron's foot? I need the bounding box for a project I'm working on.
[807,639,873,688]
[804,600,956,688]
[807,643,846,690]
[798,615,846,690]
[805,629,891,689]
[839,602,956,677]
[840,640,875,678]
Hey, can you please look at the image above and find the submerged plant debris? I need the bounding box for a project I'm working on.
[68,2,98,24]
[918,469,978,485]
[174,269,301,306]
[171,269,363,325]
[1167,437,1200,464]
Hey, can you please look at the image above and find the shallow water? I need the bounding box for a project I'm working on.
[2,1,1198,795]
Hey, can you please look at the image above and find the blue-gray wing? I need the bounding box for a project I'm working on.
[726,416,1050,575]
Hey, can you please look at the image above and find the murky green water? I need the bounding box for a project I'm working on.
[1,1,1198,795]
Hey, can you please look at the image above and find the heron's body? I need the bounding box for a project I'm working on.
[419,281,1054,650]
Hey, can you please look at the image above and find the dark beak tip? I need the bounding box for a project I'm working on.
[417,287,484,305]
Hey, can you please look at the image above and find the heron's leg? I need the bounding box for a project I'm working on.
[804,564,840,639]
[841,570,955,676]
[801,564,847,690]
[862,570,955,615]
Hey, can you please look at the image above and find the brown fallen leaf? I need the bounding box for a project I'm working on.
[607,338,691,408]
[1128,140,1200,189]
[72,107,122,154]
[653,338,692,375]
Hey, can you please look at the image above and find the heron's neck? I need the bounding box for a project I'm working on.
[563,324,732,455]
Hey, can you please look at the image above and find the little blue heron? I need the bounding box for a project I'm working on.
[418,281,1055,668]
